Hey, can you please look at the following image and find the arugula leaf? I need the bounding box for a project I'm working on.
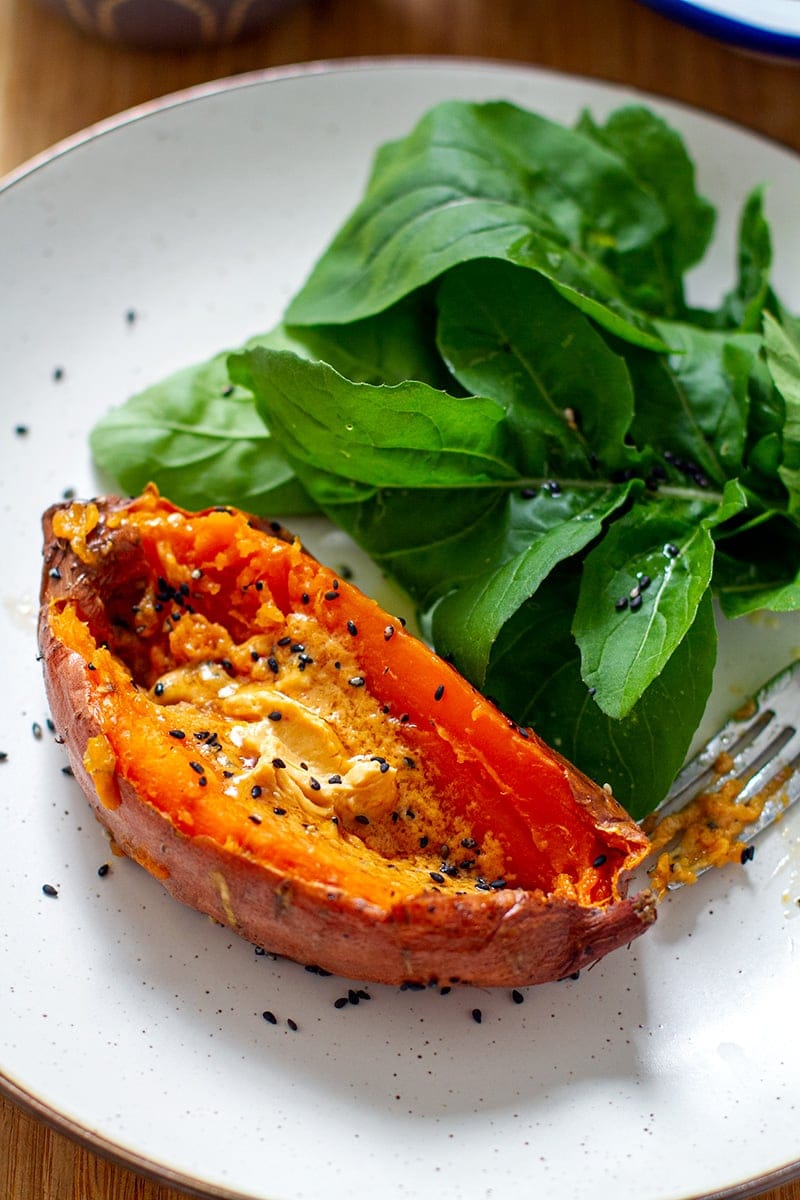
[576,105,716,316]
[89,345,314,515]
[572,482,746,718]
[285,99,669,329]
[231,347,518,488]
[284,290,451,388]
[436,259,637,474]
[715,187,773,332]
[624,321,758,487]
[430,480,637,687]
[714,519,800,616]
[763,310,800,515]
[485,569,717,819]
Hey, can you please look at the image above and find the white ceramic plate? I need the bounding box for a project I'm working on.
[2,60,800,1200]
[638,0,800,57]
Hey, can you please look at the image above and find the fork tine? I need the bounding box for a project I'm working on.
[666,707,776,808]
[646,658,800,891]
[658,658,800,821]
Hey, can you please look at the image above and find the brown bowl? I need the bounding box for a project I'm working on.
[35,0,304,49]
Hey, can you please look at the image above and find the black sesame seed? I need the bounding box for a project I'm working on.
[333,996,348,1009]
[348,676,366,688]
[664,542,680,558]
[419,836,429,848]
[592,854,607,868]
[384,625,395,641]
[273,807,287,816]
[355,814,370,825]
[48,567,61,579]
[511,989,525,1004]
[267,656,279,674]
[461,837,477,850]
[310,777,321,791]
[348,989,360,1005]
[328,774,342,785]
[638,574,651,590]
[198,776,207,787]
[32,722,43,740]
[740,844,755,864]
[429,871,446,884]
[154,682,165,697]
[615,596,628,611]
[262,1010,278,1025]
[472,1008,483,1024]
[42,883,58,897]
[189,761,205,774]
[15,424,29,436]
[490,878,506,890]
[169,729,186,740]
[347,620,358,636]
[97,863,110,878]
[249,814,262,825]
[251,785,263,799]
[61,765,73,777]
[287,1018,298,1031]
[52,366,64,382]
[434,684,445,702]
[277,636,292,647]
[324,591,339,601]
[272,758,286,770]
[301,593,310,605]
[629,593,643,612]
[0,752,8,763]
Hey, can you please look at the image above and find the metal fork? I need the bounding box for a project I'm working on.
[645,657,800,890]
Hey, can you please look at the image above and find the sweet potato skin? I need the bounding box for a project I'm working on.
[38,495,656,988]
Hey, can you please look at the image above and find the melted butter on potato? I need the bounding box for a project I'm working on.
[146,610,506,880]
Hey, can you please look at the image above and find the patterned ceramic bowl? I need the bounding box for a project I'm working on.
[35,0,304,49]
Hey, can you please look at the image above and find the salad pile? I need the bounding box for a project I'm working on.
[90,99,800,818]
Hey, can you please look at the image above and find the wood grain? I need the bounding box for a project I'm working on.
[2,0,800,1196]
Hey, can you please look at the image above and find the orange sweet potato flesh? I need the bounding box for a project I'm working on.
[38,487,655,987]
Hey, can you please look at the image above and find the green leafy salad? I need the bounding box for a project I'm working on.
[90,99,800,819]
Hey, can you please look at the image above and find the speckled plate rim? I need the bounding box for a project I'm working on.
[2,55,800,1200]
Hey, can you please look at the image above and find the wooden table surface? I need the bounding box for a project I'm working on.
[1,0,800,1197]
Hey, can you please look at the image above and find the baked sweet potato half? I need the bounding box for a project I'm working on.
[39,487,655,987]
